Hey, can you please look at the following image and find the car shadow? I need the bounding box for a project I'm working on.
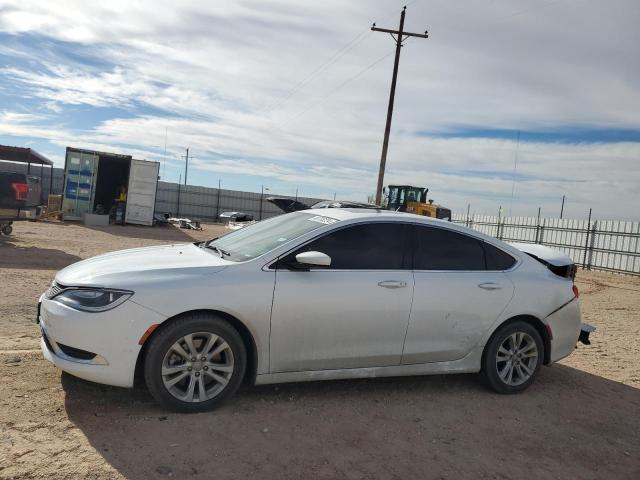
[62,365,640,479]
[0,236,81,270]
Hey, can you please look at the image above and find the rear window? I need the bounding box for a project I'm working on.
[483,243,516,270]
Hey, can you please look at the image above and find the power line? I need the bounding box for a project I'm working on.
[263,30,370,114]
[277,50,395,128]
[264,0,423,116]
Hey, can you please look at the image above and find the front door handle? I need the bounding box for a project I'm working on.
[478,282,502,290]
[378,280,407,289]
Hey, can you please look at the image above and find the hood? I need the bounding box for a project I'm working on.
[56,243,232,287]
[508,242,574,267]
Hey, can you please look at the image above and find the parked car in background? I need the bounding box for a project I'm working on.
[38,209,592,412]
[0,171,43,235]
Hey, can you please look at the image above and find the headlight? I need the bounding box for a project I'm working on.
[53,288,133,312]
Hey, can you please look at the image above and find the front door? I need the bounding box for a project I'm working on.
[269,222,413,373]
[402,225,515,364]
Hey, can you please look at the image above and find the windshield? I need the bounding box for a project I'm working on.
[206,212,338,262]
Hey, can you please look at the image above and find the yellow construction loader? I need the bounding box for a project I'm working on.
[385,185,451,221]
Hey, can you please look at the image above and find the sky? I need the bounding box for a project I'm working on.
[0,0,639,219]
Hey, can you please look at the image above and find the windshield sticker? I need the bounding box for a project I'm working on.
[307,215,338,225]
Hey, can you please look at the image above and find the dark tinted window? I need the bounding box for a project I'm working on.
[413,226,485,270]
[289,223,407,270]
[483,242,516,270]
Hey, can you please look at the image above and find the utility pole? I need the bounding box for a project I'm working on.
[372,6,428,204]
[183,148,189,185]
[560,195,565,219]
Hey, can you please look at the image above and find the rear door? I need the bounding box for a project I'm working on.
[403,225,515,364]
[269,222,414,373]
[125,160,159,226]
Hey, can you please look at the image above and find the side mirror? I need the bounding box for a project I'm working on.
[295,251,332,267]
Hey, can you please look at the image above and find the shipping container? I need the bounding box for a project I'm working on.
[62,147,159,226]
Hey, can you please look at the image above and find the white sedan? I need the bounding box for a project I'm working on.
[38,209,590,412]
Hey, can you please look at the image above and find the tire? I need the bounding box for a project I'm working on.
[144,313,246,412]
[1,225,12,235]
[480,320,544,394]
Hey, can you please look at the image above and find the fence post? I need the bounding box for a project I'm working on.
[538,218,545,244]
[582,208,592,268]
[176,182,181,217]
[215,179,221,221]
[587,221,598,270]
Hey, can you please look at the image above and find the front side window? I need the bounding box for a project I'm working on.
[413,226,486,270]
[206,212,338,262]
[286,222,408,270]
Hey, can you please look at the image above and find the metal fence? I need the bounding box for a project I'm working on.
[452,213,640,276]
[0,161,64,197]
[155,181,323,221]
[0,161,323,221]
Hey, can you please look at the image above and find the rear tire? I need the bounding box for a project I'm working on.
[144,313,246,412]
[481,320,543,394]
[1,224,12,235]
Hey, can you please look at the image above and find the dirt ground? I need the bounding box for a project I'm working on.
[1,220,639,479]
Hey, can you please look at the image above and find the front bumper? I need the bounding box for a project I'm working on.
[39,294,166,388]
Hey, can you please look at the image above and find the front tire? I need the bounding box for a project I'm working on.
[144,313,246,412]
[481,320,543,394]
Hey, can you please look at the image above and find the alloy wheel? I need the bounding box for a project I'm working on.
[495,332,538,386]
[161,332,235,402]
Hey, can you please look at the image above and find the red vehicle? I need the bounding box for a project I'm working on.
[0,172,43,235]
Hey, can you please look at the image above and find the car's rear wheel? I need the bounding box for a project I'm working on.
[144,313,246,412]
[481,320,543,394]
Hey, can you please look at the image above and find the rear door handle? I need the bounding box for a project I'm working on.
[378,280,407,289]
[478,282,502,290]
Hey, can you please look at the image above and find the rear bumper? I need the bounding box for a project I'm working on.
[546,298,582,363]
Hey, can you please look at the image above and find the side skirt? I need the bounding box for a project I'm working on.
[255,345,484,385]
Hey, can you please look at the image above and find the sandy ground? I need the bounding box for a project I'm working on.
[0,220,639,479]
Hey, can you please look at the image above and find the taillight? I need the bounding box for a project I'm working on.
[11,182,29,201]
[572,285,579,298]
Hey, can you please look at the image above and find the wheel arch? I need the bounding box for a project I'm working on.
[483,315,551,366]
[134,309,259,387]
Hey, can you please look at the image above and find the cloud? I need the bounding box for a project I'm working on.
[0,0,639,218]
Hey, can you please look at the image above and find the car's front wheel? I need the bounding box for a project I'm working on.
[481,320,543,394]
[144,313,246,412]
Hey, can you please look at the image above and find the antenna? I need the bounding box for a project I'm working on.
[508,130,520,217]
[162,126,168,180]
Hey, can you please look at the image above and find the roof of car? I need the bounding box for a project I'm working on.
[299,207,447,224]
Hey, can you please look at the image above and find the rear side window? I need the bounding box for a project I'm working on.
[291,223,408,270]
[483,243,516,270]
[413,226,485,270]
